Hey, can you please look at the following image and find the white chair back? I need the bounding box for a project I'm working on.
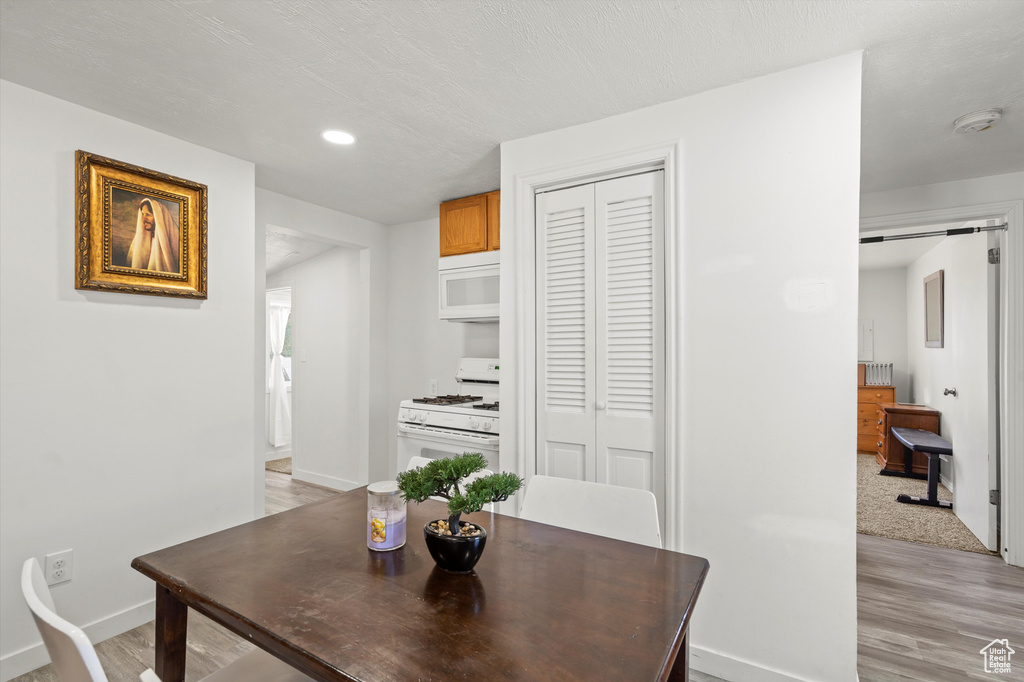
[21,557,110,682]
[405,456,433,471]
[462,468,493,486]
[518,475,662,548]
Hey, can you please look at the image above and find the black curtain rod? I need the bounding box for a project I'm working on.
[860,223,1007,244]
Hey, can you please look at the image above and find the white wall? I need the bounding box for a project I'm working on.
[254,189,391,485]
[386,219,499,475]
[500,54,861,682]
[267,248,364,489]
[906,233,992,548]
[859,268,910,401]
[0,81,257,679]
[861,172,1024,220]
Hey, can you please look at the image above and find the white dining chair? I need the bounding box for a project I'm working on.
[405,455,434,471]
[518,475,663,548]
[462,468,493,486]
[22,558,314,682]
[22,557,110,682]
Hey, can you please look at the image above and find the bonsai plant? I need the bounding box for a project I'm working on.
[396,452,522,572]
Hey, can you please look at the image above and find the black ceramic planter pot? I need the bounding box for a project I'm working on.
[423,521,487,573]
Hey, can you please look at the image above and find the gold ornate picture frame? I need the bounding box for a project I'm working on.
[75,150,207,298]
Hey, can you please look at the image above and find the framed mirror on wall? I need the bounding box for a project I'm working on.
[924,269,944,348]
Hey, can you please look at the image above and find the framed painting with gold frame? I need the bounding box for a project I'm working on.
[75,150,207,298]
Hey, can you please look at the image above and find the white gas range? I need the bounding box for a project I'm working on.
[396,358,500,472]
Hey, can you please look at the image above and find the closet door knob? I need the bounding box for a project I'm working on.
[595,401,606,411]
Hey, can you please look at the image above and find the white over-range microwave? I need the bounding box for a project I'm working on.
[438,250,499,322]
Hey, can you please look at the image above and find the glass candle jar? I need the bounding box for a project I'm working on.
[367,481,406,551]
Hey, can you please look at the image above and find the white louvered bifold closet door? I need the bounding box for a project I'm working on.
[535,183,596,480]
[535,171,664,514]
[595,172,664,498]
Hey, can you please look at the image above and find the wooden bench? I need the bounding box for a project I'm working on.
[890,427,953,509]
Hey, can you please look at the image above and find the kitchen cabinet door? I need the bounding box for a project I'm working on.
[440,194,488,256]
[486,190,500,250]
[535,171,665,520]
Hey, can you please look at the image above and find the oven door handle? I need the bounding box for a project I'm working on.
[397,422,499,446]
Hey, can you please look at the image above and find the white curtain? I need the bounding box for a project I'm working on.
[268,304,292,447]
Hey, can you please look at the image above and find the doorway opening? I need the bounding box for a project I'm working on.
[266,287,293,475]
[261,225,370,516]
[855,206,1021,681]
[857,221,1000,555]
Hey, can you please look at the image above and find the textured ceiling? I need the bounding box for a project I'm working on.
[265,229,337,275]
[1,0,1022,226]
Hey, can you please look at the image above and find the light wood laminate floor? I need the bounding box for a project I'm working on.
[17,473,1017,682]
[857,533,1023,681]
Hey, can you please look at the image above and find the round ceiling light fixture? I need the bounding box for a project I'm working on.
[952,109,1002,134]
[321,129,356,145]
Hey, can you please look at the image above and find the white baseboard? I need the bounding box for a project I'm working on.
[1,600,154,681]
[940,473,954,492]
[691,645,838,682]
[265,447,291,462]
[291,469,361,491]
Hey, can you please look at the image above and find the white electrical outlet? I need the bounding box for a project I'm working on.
[44,549,73,586]
[429,379,438,396]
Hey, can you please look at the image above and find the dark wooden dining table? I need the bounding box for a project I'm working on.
[132,488,709,682]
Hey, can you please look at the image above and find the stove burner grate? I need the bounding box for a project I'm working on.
[473,402,499,411]
[412,395,482,405]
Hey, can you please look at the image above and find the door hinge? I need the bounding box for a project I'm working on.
[988,247,1000,264]
[990,489,1000,505]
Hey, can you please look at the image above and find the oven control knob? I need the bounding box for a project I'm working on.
[469,419,480,430]
[418,412,428,422]
[482,421,492,431]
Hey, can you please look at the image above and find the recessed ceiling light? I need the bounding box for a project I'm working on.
[953,109,1002,134]
[321,129,356,145]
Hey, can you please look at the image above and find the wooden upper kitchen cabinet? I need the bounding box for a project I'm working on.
[486,190,500,250]
[857,365,894,454]
[440,190,499,256]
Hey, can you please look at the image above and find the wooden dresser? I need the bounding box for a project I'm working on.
[876,402,941,476]
[858,375,894,454]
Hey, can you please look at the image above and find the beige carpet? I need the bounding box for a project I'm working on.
[857,454,994,555]
[265,457,292,475]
